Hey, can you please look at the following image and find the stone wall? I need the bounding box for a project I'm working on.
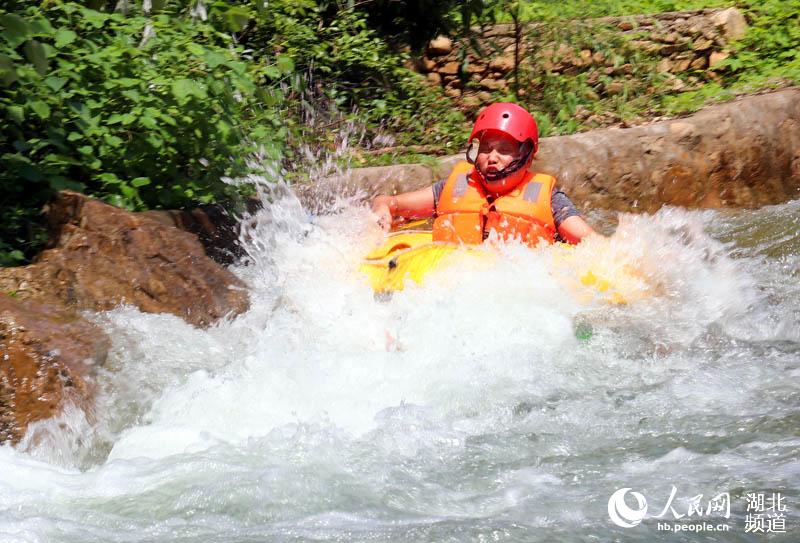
[416,8,747,108]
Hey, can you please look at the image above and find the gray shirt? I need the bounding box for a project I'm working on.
[431,178,581,229]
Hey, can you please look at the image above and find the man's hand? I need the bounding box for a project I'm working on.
[371,187,435,231]
[371,196,395,231]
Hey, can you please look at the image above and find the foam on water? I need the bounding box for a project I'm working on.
[1,181,798,542]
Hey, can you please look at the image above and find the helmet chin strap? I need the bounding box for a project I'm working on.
[466,140,534,186]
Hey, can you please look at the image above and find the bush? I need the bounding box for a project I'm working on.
[0,2,276,264]
[0,1,471,265]
[232,0,468,157]
[724,0,800,84]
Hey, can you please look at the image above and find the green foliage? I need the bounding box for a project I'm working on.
[347,0,473,51]
[1,0,467,264]
[469,0,800,134]
[222,0,467,172]
[513,0,731,22]
[0,1,272,263]
[721,0,800,86]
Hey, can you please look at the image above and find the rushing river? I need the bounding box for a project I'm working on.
[1,185,798,542]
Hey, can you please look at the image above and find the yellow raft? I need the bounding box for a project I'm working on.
[361,229,459,293]
[360,223,651,305]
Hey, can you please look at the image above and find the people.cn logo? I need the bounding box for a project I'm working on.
[608,488,649,528]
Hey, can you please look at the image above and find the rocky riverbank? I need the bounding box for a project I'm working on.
[0,192,249,444]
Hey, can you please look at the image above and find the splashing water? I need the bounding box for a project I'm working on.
[1,173,798,541]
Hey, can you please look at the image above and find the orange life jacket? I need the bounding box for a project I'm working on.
[432,161,556,246]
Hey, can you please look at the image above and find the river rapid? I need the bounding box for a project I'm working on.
[1,184,798,542]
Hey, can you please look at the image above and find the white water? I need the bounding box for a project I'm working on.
[1,186,798,542]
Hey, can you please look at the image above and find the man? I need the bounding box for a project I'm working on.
[372,102,596,245]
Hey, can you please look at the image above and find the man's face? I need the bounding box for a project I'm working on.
[475,130,521,176]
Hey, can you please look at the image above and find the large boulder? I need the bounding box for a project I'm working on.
[140,198,262,266]
[531,89,800,211]
[0,191,249,328]
[0,191,251,444]
[335,89,800,212]
[0,294,108,444]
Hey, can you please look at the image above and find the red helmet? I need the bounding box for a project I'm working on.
[466,103,539,193]
[469,102,539,155]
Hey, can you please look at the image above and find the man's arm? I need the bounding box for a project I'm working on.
[372,186,436,230]
[557,215,597,244]
[552,189,597,244]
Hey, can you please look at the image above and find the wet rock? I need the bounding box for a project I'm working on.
[690,55,709,70]
[306,163,438,204]
[0,294,108,444]
[0,191,249,328]
[426,72,442,85]
[692,37,714,51]
[712,7,748,41]
[141,200,260,266]
[709,51,730,69]
[417,56,436,73]
[488,56,514,73]
[427,36,453,56]
[533,89,800,211]
[478,77,507,91]
[439,61,460,75]
[669,122,700,148]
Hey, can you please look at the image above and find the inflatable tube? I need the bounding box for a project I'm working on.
[360,229,646,305]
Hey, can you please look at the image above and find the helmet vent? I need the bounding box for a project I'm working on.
[502,113,510,118]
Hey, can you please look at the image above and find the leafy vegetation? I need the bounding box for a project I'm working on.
[515,0,731,21]
[0,2,269,263]
[0,0,464,264]
[456,0,799,136]
[722,0,800,85]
